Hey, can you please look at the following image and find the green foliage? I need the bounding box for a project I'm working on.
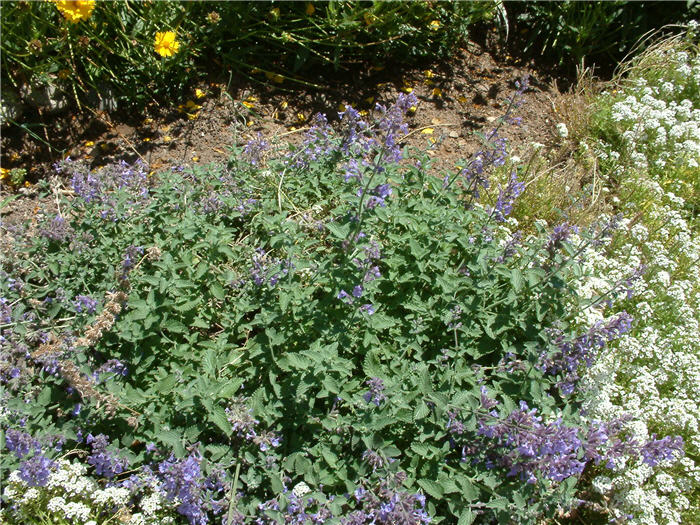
[0,0,495,110]
[508,1,699,70]
[1,93,642,523]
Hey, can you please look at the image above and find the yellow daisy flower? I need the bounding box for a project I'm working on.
[54,1,95,23]
[154,31,180,58]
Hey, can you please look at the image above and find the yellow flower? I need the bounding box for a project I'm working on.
[432,87,442,98]
[54,1,95,23]
[154,31,180,58]
[0,168,9,181]
[305,2,315,15]
[429,20,440,31]
[421,128,434,135]
[194,88,206,99]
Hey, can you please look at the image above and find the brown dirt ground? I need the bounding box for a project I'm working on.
[1,38,577,233]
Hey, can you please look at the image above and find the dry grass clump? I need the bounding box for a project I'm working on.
[512,66,613,230]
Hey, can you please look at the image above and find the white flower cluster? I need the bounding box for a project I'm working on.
[0,459,177,525]
[602,45,700,173]
[577,29,700,525]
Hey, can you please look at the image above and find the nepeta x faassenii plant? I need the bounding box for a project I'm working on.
[0,78,684,524]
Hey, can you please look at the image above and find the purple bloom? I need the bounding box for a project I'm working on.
[293,113,335,169]
[545,222,575,257]
[40,215,73,242]
[352,285,364,298]
[360,303,375,315]
[362,449,385,471]
[250,248,288,289]
[243,132,270,166]
[541,312,634,395]
[74,295,98,314]
[490,172,525,222]
[121,245,144,277]
[640,435,684,466]
[18,454,55,487]
[363,377,386,406]
[226,399,259,437]
[363,265,381,283]
[86,433,128,479]
[5,429,41,459]
[94,359,128,383]
[0,297,11,324]
[158,452,208,525]
[337,289,354,304]
[495,231,522,263]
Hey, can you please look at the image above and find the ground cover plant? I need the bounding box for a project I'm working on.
[574,26,700,525]
[0,72,689,524]
[491,23,699,525]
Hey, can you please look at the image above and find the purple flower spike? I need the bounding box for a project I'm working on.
[363,377,386,406]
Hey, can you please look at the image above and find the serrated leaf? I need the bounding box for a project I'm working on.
[510,268,523,292]
[155,374,178,394]
[411,443,432,457]
[325,221,350,239]
[208,405,232,436]
[173,297,202,313]
[458,509,475,525]
[417,479,444,499]
[210,282,226,300]
[414,401,431,420]
[321,448,339,468]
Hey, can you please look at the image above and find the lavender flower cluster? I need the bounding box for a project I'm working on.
[446,392,684,486]
[489,172,525,222]
[39,215,74,243]
[243,132,271,166]
[363,377,386,407]
[155,452,227,525]
[248,473,431,525]
[541,312,634,395]
[5,429,55,487]
[64,158,150,221]
[74,294,98,314]
[85,433,129,478]
[250,248,290,289]
[226,398,281,452]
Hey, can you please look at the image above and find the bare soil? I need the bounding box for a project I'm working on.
[1,37,574,229]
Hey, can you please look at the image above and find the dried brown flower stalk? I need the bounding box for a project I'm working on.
[57,359,120,417]
[30,290,138,424]
[74,290,128,348]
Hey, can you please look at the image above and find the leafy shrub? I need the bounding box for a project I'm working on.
[0,82,685,524]
[507,1,699,71]
[0,0,494,112]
